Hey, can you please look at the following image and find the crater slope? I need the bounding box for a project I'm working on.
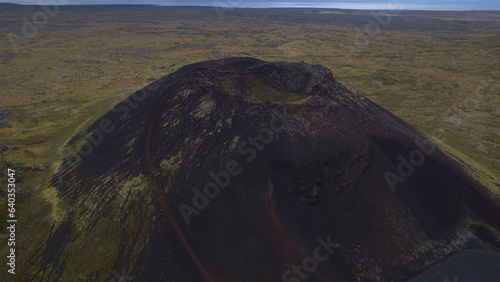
[34,57,500,281]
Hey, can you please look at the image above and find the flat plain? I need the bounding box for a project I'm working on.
[0,4,499,280]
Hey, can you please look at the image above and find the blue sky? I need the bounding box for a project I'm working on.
[1,0,499,10]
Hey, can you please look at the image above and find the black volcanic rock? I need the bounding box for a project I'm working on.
[34,58,500,281]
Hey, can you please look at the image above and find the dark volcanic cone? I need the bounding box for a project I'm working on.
[34,58,500,281]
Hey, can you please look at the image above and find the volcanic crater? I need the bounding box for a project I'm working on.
[34,57,500,282]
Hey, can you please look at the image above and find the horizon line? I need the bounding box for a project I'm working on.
[1,3,499,12]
